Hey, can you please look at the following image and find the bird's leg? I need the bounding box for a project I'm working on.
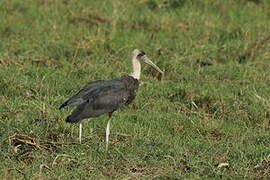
[105,118,111,151]
[106,112,113,151]
[79,123,82,144]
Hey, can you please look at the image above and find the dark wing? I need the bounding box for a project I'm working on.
[59,79,125,109]
[65,86,131,123]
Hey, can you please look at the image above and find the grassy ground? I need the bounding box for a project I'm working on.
[1,0,270,179]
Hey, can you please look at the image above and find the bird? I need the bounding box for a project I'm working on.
[59,49,164,150]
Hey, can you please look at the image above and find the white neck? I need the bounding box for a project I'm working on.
[129,57,141,80]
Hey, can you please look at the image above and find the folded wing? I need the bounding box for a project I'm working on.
[65,86,131,123]
[59,79,125,109]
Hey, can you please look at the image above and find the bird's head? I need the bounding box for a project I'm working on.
[132,49,164,75]
[132,49,146,59]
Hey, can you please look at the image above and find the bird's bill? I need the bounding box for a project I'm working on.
[142,56,164,75]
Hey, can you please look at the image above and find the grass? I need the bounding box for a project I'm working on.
[1,0,270,179]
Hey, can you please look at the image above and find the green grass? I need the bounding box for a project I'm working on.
[1,0,270,179]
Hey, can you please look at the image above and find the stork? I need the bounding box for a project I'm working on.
[59,49,164,150]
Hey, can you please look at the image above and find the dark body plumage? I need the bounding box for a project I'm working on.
[59,75,139,123]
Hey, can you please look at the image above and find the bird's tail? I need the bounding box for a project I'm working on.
[59,102,67,110]
[65,104,86,123]
[65,102,89,123]
[65,115,80,123]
